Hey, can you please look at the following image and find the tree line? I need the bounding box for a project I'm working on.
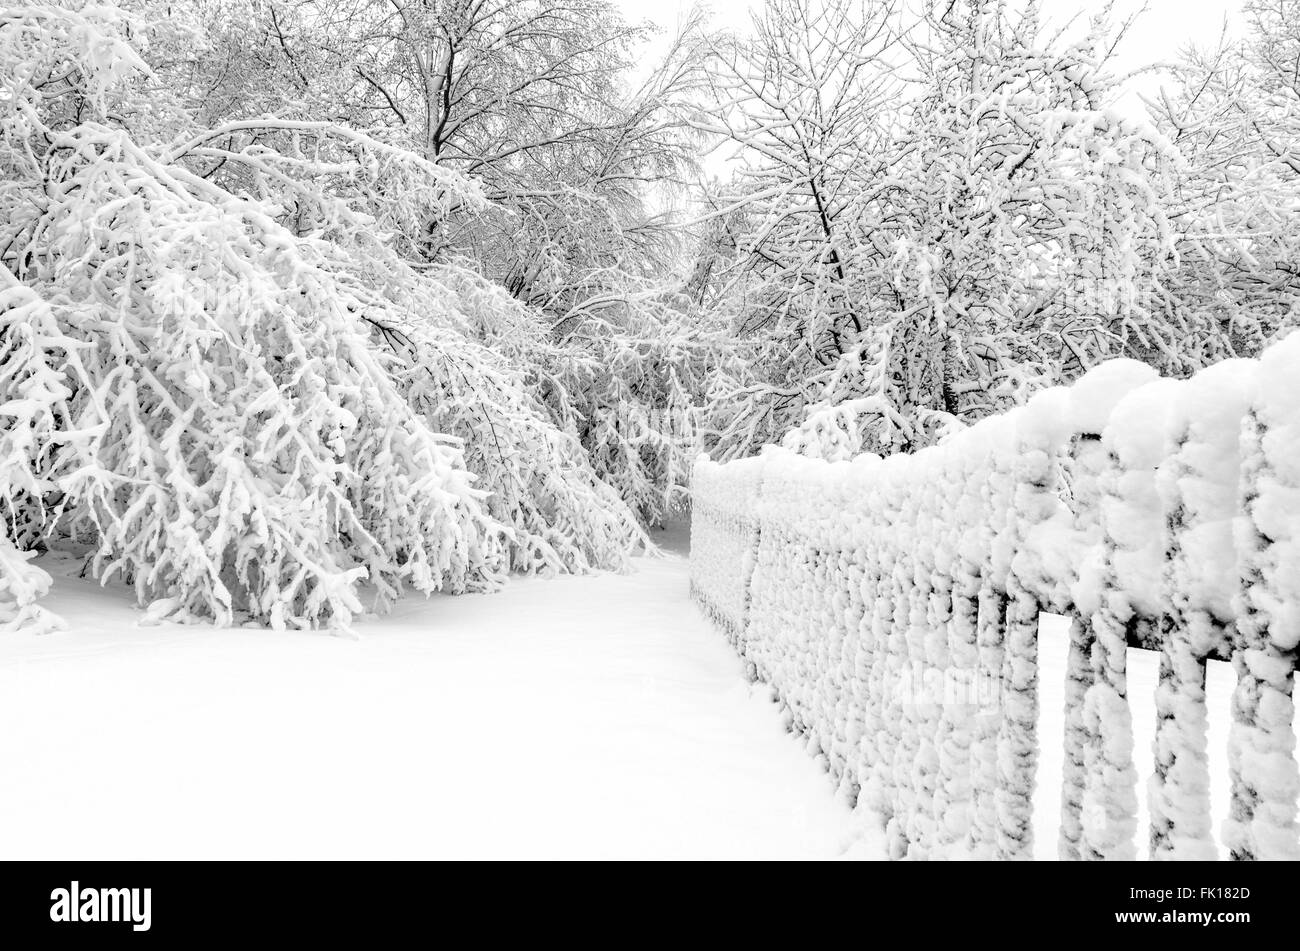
[1,0,1296,627]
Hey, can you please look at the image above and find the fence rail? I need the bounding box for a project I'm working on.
[689,343,1300,860]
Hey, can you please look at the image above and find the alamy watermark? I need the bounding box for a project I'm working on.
[50,881,151,932]
[886,661,1002,716]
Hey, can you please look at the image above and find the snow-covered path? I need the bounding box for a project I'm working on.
[0,536,865,860]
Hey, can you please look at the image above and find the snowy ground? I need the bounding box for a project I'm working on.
[0,531,1240,861]
[0,530,864,860]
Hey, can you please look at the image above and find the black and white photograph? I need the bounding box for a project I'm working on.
[0,0,1296,929]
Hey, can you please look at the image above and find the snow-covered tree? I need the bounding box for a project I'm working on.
[689,0,901,460]
[0,0,685,630]
[878,2,1177,439]
[181,0,715,524]
[693,0,1183,461]
[1148,1,1300,361]
[0,272,80,633]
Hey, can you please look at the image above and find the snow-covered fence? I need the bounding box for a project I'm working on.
[689,339,1300,861]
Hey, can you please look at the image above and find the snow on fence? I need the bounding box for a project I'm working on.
[689,339,1300,861]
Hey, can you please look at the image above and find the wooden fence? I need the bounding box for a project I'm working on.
[690,345,1300,860]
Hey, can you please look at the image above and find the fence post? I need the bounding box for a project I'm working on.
[994,575,1039,860]
[1150,613,1213,859]
[966,579,1005,859]
[934,451,982,857]
[1059,614,1095,860]
[1226,407,1300,860]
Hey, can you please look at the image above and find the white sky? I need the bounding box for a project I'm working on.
[617,0,1246,116]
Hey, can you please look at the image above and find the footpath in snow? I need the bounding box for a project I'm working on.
[0,530,1241,861]
[0,530,865,861]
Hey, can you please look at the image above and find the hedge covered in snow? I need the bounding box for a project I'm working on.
[690,337,1300,860]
